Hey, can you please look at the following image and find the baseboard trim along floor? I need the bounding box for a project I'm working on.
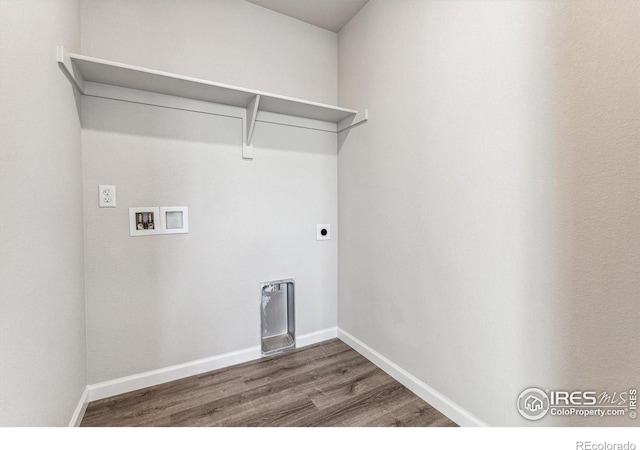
[80,338,457,427]
[337,328,488,427]
[68,386,89,427]
[70,326,487,426]
[69,327,338,425]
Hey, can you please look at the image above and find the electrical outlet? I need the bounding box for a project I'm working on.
[99,185,116,208]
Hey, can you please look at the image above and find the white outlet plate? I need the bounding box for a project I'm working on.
[317,224,331,241]
[99,185,116,208]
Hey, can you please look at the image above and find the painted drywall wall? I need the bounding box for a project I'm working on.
[548,1,640,426]
[0,0,86,426]
[80,2,339,383]
[338,0,639,426]
[80,0,338,105]
[82,97,338,383]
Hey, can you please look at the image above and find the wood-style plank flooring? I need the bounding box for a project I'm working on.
[80,339,457,427]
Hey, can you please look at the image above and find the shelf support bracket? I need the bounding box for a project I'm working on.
[337,109,368,133]
[56,45,85,94]
[242,94,260,159]
[337,109,368,152]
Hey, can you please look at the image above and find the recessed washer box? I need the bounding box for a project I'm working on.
[160,206,189,234]
[129,207,160,236]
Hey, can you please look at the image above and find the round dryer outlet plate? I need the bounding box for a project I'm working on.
[316,224,331,241]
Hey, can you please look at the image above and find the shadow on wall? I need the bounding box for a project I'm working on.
[550,0,639,426]
[80,95,336,155]
[80,96,241,146]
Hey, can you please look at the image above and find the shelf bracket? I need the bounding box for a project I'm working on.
[56,45,85,94]
[337,109,368,152]
[242,94,260,159]
[337,109,368,133]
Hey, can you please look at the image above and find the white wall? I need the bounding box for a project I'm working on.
[0,0,86,426]
[548,1,640,426]
[80,1,338,384]
[338,0,639,426]
[81,0,338,105]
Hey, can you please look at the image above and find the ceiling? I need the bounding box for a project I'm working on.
[245,0,369,33]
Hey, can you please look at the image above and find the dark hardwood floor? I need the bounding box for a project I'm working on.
[80,339,457,427]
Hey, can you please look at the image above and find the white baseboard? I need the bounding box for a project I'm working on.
[86,326,338,403]
[87,345,261,402]
[76,327,482,427]
[337,328,488,427]
[68,386,89,427]
[296,326,337,348]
